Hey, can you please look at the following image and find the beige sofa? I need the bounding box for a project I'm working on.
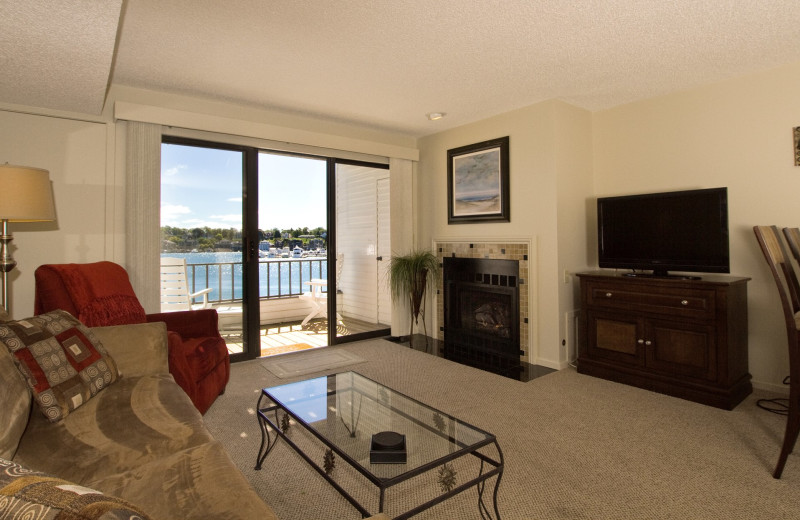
[0,315,278,519]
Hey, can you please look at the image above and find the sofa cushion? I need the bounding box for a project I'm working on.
[92,322,169,378]
[14,373,214,485]
[0,456,152,519]
[87,441,278,520]
[0,346,31,460]
[0,310,119,422]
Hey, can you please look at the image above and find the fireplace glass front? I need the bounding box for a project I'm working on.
[443,257,521,377]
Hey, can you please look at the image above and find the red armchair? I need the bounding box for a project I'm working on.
[33,261,229,414]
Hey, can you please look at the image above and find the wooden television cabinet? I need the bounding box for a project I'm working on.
[576,271,751,410]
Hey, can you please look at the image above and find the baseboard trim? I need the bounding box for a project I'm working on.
[752,379,790,395]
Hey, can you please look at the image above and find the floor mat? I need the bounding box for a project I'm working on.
[262,347,366,378]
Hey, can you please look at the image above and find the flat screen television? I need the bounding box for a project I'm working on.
[597,187,730,278]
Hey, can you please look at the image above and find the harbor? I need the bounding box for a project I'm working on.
[163,251,328,302]
[161,251,388,356]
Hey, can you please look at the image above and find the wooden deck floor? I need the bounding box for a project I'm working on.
[224,317,388,357]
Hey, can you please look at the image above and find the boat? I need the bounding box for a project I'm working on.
[292,246,303,258]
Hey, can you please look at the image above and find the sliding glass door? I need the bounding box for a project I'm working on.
[257,152,329,347]
[161,138,252,361]
[162,138,392,359]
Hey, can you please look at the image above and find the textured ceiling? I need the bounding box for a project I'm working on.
[4,1,800,137]
[0,0,122,115]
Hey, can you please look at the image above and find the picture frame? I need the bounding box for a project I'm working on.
[447,136,510,224]
[794,126,800,166]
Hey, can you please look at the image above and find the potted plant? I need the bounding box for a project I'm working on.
[388,249,440,345]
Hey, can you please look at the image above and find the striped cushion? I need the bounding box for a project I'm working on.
[0,457,152,519]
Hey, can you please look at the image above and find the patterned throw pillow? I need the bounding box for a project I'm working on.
[0,457,152,519]
[0,310,119,422]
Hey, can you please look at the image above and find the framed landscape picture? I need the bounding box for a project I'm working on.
[447,136,509,224]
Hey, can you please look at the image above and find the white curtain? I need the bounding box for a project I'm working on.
[125,121,161,312]
[389,157,414,337]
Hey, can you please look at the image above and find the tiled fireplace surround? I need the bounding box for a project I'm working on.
[434,240,531,364]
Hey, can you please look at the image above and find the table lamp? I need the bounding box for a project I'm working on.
[0,165,56,313]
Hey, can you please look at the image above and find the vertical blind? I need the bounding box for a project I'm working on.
[125,121,161,312]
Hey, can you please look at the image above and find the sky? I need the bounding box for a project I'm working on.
[161,144,327,231]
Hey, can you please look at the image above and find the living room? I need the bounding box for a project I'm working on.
[2,2,800,518]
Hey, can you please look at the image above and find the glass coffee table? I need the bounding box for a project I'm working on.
[255,371,503,519]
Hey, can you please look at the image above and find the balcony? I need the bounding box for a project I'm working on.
[178,257,383,356]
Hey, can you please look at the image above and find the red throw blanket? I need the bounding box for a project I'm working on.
[47,262,147,327]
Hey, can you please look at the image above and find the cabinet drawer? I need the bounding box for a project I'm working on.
[586,283,715,319]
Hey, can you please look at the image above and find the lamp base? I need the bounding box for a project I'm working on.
[0,219,16,311]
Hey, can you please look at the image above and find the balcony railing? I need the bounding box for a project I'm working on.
[185,258,328,304]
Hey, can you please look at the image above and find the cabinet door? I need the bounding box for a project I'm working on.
[586,311,645,367]
[645,319,717,381]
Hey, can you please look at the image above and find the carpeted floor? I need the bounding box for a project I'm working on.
[203,339,799,519]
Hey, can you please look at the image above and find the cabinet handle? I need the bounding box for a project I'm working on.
[605,292,613,298]
[645,340,652,346]
[637,339,644,344]
[681,299,689,306]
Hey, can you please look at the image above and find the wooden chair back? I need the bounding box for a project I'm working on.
[783,227,800,264]
[754,226,800,318]
[753,225,800,478]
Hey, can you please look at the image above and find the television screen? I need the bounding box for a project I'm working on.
[597,187,729,277]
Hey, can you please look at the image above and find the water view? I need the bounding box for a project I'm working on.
[163,252,327,302]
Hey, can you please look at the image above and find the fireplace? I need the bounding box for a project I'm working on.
[443,257,522,376]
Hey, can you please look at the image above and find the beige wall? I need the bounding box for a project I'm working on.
[593,61,800,390]
[555,102,595,361]
[0,110,117,318]
[417,100,594,368]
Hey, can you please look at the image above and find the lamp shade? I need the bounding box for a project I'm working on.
[0,165,56,222]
